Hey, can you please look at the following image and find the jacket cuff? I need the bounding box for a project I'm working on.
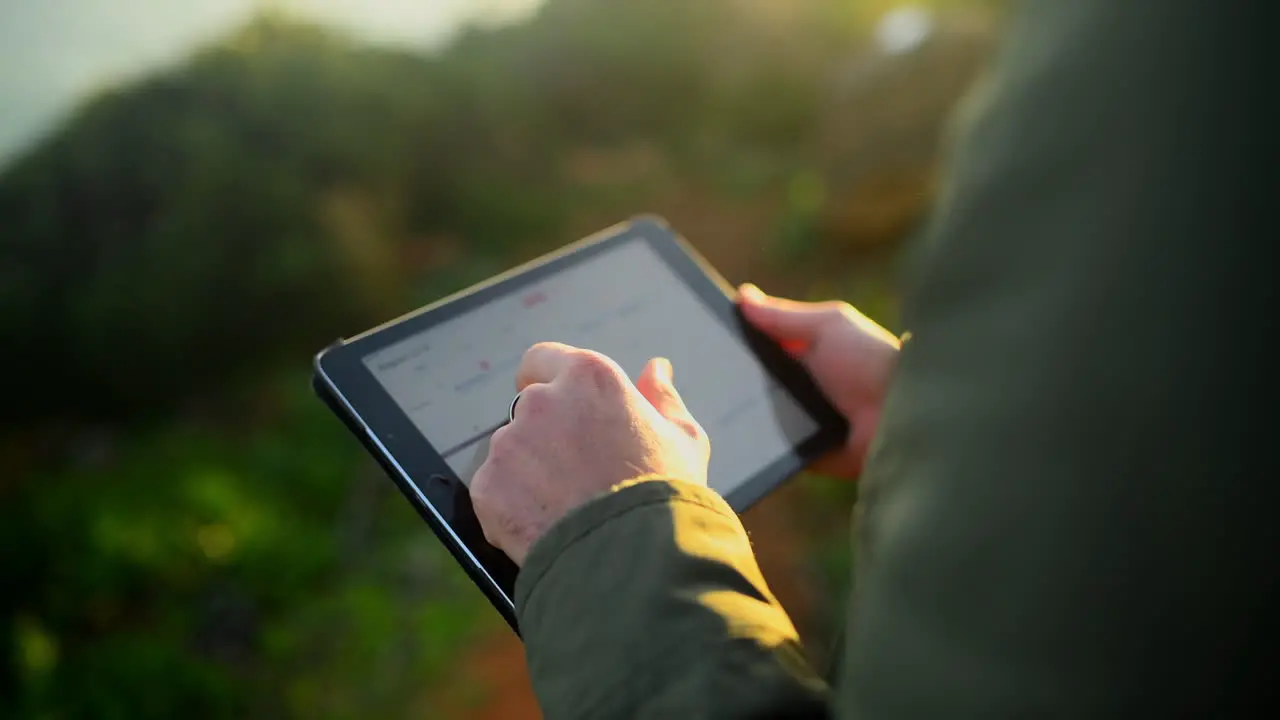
[513,476,735,619]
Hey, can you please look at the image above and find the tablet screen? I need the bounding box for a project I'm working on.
[361,238,821,496]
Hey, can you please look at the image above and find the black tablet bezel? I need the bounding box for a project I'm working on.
[312,215,849,633]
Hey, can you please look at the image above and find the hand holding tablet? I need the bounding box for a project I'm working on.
[312,216,848,633]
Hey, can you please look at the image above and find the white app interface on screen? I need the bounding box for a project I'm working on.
[363,239,819,496]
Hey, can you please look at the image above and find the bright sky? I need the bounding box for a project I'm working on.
[0,0,544,167]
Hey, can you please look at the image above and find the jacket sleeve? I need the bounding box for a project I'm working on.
[514,477,832,720]
[837,0,1276,716]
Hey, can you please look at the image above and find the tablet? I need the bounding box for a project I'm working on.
[312,215,848,632]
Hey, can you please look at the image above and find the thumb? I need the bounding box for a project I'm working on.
[635,357,695,425]
[738,283,840,345]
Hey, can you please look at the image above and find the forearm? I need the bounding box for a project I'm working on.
[516,477,831,719]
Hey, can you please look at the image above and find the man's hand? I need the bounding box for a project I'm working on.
[738,283,901,479]
[470,342,710,566]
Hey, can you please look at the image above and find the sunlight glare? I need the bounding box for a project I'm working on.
[275,0,545,44]
[875,5,934,55]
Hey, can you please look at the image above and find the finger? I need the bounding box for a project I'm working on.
[634,357,696,425]
[515,341,581,390]
[468,461,501,545]
[738,283,845,345]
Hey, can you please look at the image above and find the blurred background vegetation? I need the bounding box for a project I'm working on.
[0,1,1012,717]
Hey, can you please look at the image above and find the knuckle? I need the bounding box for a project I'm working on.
[690,421,711,453]
[670,415,701,440]
[568,352,624,393]
[469,468,495,511]
[691,419,709,445]
[666,414,709,452]
[516,383,554,417]
[525,340,557,357]
[470,463,491,491]
[485,425,517,465]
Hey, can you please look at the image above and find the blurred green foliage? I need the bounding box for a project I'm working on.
[0,1,1004,716]
[1,375,494,718]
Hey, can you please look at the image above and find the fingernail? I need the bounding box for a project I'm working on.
[739,283,764,301]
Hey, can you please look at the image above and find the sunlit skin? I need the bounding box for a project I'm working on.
[470,285,902,565]
[737,283,901,479]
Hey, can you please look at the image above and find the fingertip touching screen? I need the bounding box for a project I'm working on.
[360,237,820,497]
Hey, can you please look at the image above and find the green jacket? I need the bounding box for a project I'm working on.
[516,1,1277,716]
